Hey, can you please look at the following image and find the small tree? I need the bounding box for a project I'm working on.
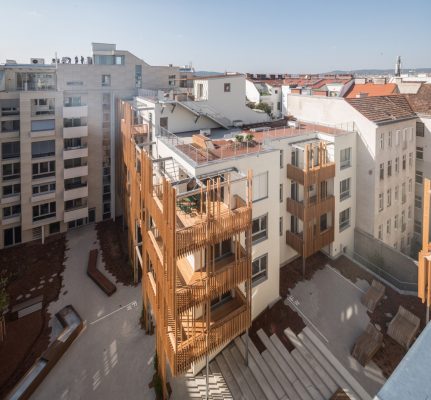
[235,134,244,143]
[0,277,9,342]
[245,134,254,142]
[255,102,272,116]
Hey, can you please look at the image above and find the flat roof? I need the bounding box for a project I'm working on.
[376,322,431,400]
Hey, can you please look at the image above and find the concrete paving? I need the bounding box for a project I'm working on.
[287,264,386,397]
[31,224,156,400]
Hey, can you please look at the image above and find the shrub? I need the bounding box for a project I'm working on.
[235,135,244,142]
[245,134,254,142]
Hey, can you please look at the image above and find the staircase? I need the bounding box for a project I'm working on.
[191,327,372,400]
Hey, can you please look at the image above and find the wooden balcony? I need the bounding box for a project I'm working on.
[286,163,335,186]
[166,291,250,375]
[286,195,335,221]
[286,227,334,258]
[176,206,251,257]
[176,248,248,312]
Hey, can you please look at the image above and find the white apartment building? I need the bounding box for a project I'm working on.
[287,94,417,255]
[245,79,283,118]
[0,43,191,248]
[128,92,357,317]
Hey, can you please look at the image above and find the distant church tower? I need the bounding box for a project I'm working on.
[395,56,401,77]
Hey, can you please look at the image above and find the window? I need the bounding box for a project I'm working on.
[2,142,20,159]
[402,154,406,170]
[49,222,60,234]
[31,119,55,132]
[409,127,413,141]
[395,185,399,201]
[409,152,413,168]
[31,98,55,116]
[64,96,82,107]
[252,214,268,243]
[31,140,55,158]
[394,215,399,230]
[1,120,20,133]
[32,201,56,222]
[64,138,84,150]
[409,178,413,193]
[64,117,87,128]
[415,195,422,209]
[279,184,283,203]
[101,74,111,86]
[378,224,383,240]
[387,219,391,234]
[32,160,55,179]
[417,147,424,160]
[279,217,283,237]
[3,204,21,219]
[416,121,425,137]
[224,83,231,92]
[94,55,124,65]
[64,158,85,169]
[378,193,384,211]
[279,150,283,168]
[402,182,406,204]
[395,130,400,146]
[415,219,422,234]
[340,148,351,169]
[2,162,20,180]
[3,226,21,247]
[408,206,412,219]
[2,183,20,197]
[387,160,392,177]
[320,214,328,231]
[135,65,142,88]
[252,172,268,201]
[401,211,406,232]
[339,208,351,232]
[379,163,384,180]
[168,75,176,87]
[388,131,392,147]
[32,182,56,196]
[395,157,399,173]
[340,178,351,201]
[387,188,392,207]
[379,132,384,149]
[416,170,423,184]
[65,198,86,211]
[252,254,268,286]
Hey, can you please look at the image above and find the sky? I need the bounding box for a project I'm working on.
[1,0,430,74]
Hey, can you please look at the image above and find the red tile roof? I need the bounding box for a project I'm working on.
[346,95,416,123]
[405,84,431,115]
[345,83,398,98]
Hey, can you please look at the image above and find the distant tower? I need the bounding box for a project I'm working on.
[395,56,401,77]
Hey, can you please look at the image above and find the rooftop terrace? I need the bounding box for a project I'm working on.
[158,121,356,166]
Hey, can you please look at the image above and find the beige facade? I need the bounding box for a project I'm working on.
[0,43,192,248]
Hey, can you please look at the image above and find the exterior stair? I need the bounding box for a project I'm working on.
[184,327,372,400]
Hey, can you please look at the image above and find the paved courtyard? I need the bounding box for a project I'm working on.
[31,225,155,400]
[288,264,386,397]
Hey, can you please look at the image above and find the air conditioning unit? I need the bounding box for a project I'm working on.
[30,58,45,65]
[5,59,17,65]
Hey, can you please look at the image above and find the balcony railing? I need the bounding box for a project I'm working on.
[286,195,334,221]
[286,227,334,258]
[286,163,335,186]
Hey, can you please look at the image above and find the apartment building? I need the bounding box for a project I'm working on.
[287,94,417,255]
[118,91,358,388]
[0,43,191,248]
[405,84,431,246]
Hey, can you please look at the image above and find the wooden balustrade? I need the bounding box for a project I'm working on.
[176,207,251,257]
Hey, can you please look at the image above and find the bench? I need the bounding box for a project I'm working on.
[6,305,83,400]
[87,249,116,296]
[351,323,383,366]
[361,279,385,313]
[9,295,44,320]
[387,305,420,349]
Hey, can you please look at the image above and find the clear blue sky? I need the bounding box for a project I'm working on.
[1,0,430,73]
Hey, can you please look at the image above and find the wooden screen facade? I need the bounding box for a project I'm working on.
[418,178,431,306]
[286,142,335,258]
[119,101,253,391]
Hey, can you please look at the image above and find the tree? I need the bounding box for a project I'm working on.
[255,102,272,116]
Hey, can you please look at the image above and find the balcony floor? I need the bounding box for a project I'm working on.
[176,201,230,229]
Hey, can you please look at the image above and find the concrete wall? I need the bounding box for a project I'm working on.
[245,79,260,103]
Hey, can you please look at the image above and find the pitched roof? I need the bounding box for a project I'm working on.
[346,95,416,123]
[345,83,397,98]
[405,84,431,115]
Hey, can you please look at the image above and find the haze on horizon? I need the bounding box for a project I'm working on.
[1,0,430,74]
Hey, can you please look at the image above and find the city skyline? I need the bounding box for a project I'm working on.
[1,0,430,73]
